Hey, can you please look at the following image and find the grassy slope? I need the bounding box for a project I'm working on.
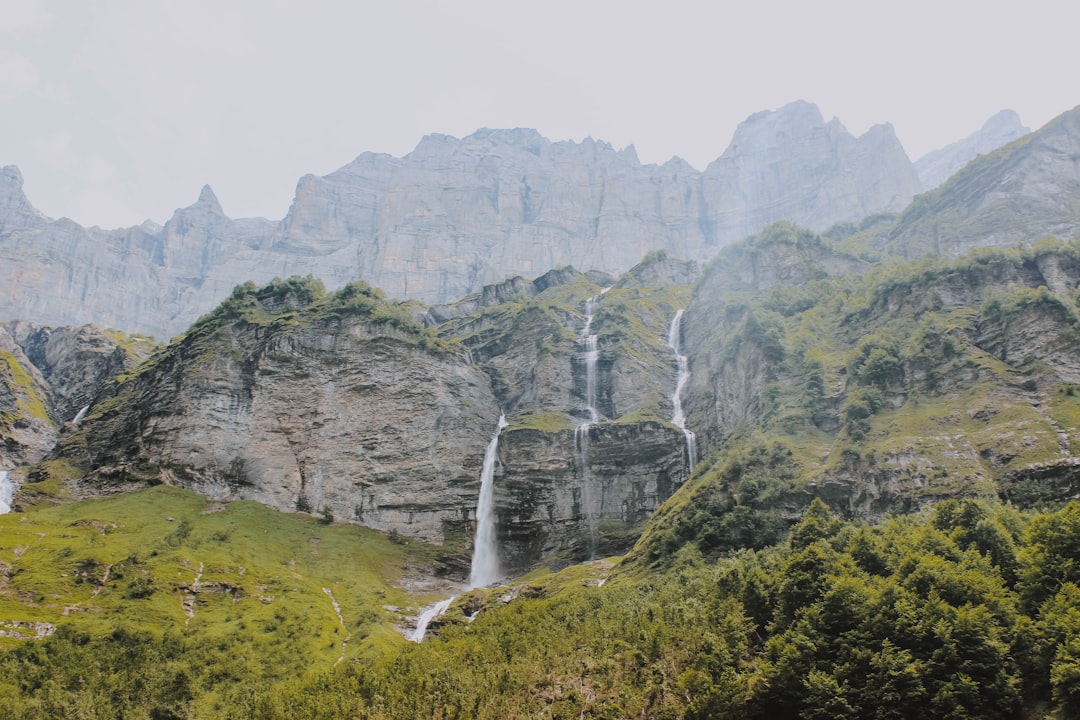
[0,485,441,713]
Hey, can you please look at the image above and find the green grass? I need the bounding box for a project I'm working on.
[0,350,50,425]
[507,412,573,433]
[0,486,436,668]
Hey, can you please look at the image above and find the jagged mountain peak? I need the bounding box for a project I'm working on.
[465,127,549,148]
[887,104,1080,257]
[0,164,49,232]
[196,184,221,209]
[914,108,1031,190]
[1,164,25,189]
[723,100,828,152]
[983,108,1026,134]
[164,184,226,229]
[703,102,919,239]
[1,99,1004,339]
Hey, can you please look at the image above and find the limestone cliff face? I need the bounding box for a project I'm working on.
[1,102,921,339]
[702,102,919,242]
[681,230,1080,524]
[63,283,502,545]
[914,109,1030,191]
[885,105,1080,258]
[433,256,699,567]
[682,223,873,449]
[496,422,687,571]
[0,327,54,468]
[0,322,152,469]
[3,322,153,425]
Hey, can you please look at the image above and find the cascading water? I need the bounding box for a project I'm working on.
[72,405,90,424]
[413,414,508,642]
[469,414,508,589]
[410,596,455,643]
[576,288,609,557]
[0,470,12,514]
[667,309,697,473]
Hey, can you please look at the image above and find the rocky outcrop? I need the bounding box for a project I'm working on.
[0,327,55,468]
[884,104,1080,258]
[702,101,919,242]
[430,258,698,566]
[61,281,502,545]
[3,322,154,425]
[681,232,1080,523]
[0,322,152,468]
[915,110,1030,191]
[1,101,923,339]
[496,422,687,571]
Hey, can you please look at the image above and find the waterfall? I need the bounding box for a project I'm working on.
[72,405,90,424]
[469,414,508,588]
[411,596,456,643]
[667,309,697,473]
[581,334,599,423]
[0,470,12,514]
[576,288,609,557]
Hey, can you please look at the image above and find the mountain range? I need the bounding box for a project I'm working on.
[0,101,1027,340]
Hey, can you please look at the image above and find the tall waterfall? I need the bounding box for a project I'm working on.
[469,414,508,588]
[576,288,608,557]
[0,470,12,514]
[411,596,455,643]
[667,309,697,473]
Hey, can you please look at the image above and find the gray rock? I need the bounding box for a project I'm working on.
[885,104,1080,258]
[0,102,922,340]
[915,109,1030,191]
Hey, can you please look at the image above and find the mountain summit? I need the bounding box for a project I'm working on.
[914,109,1030,190]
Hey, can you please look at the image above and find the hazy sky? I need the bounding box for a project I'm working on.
[2,0,1076,228]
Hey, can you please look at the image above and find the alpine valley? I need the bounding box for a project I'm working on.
[2,101,1080,719]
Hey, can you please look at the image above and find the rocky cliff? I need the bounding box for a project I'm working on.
[914,109,1030,190]
[28,255,703,571]
[702,101,919,240]
[430,254,700,569]
[15,231,1080,573]
[674,228,1080,548]
[0,102,921,340]
[53,278,501,546]
[883,104,1080,258]
[0,322,152,469]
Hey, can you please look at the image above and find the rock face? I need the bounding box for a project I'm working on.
[0,322,152,469]
[0,102,922,339]
[61,282,502,545]
[681,226,1080,524]
[0,328,54,468]
[914,110,1030,191]
[702,101,919,241]
[3,322,153,424]
[40,260,700,570]
[496,422,687,571]
[885,105,1080,258]
[433,256,700,567]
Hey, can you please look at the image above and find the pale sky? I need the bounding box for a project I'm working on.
[1,0,1076,229]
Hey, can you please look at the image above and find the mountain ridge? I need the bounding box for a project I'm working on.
[0,100,936,339]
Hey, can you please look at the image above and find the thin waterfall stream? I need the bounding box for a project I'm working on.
[0,470,12,514]
[412,413,508,643]
[410,597,455,643]
[667,309,697,473]
[469,414,508,588]
[575,288,609,558]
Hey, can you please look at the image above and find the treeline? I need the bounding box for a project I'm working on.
[3,498,1080,719]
